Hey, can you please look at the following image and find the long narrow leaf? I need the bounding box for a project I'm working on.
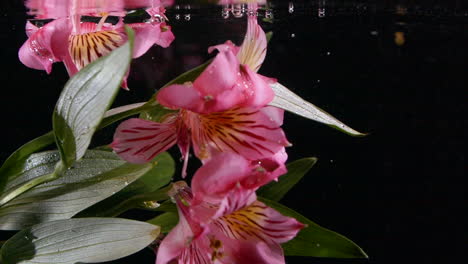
[0,150,155,230]
[77,152,175,217]
[0,218,160,264]
[258,157,317,201]
[269,82,365,136]
[53,27,134,167]
[0,102,153,194]
[147,212,179,233]
[259,197,368,258]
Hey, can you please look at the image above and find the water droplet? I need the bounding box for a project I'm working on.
[143,201,160,209]
[326,51,331,55]
[330,159,334,163]
[370,30,379,36]
[124,181,129,186]
[318,8,326,18]
[175,14,180,20]
[288,2,294,13]
[317,79,321,83]
[221,8,230,19]
[265,9,273,19]
[291,33,296,38]
[316,243,321,247]
[175,5,180,10]
[184,14,191,21]
[232,6,243,18]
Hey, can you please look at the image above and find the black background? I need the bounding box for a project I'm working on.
[0,1,466,264]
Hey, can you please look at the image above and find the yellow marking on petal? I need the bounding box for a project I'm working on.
[217,202,269,242]
[68,29,123,70]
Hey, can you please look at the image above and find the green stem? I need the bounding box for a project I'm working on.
[0,161,66,207]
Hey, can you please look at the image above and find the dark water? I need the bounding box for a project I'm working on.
[0,1,466,263]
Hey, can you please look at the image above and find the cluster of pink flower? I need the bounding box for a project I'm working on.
[111,13,305,264]
[19,1,305,262]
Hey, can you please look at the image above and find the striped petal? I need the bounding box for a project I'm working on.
[190,106,289,162]
[237,15,267,73]
[69,24,125,70]
[213,200,304,245]
[111,118,177,163]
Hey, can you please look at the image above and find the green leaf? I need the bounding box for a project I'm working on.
[259,197,368,258]
[0,218,160,264]
[147,212,179,233]
[0,150,156,230]
[269,82,366,136]
[164,59,211,87]
[0,132,54,193]
[139,102,178,122]
[77,152,175,217]
[53,27,134,167]
[266,31,273,43]
[258,157,317,202]
[0,101,154,195]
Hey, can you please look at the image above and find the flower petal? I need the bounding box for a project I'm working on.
[207,40,240,56]
[157,83,204,112]
[192,50,242,112]
[191,153,251,199]
[19,20,60,73]
[237,15,267,72]
[214,200,304,245]
[128,22,175,58]
[111,118,177,163]
[156,207,199,264]
[191,106,289,162]
[68,25,125,71]
[245,147,288,189]
[237,65,275,107]
[213,234,285,264]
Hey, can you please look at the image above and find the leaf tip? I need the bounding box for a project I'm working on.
[150,225,161,238]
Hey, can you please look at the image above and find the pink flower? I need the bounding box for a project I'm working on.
[19,5,174,88]
[156,154,304,264]
[25,0,174,19]
[112,13,286,171]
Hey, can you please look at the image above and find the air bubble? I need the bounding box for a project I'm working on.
[288,2,294,13]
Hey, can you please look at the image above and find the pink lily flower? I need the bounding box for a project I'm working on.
[112,12,285,171]
[19,2,174,88]
[156,154,304,264]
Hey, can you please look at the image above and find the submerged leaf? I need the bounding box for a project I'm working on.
[259,197,368,258]
[258,157,317,201]
[147,212,179,233]
[77,152,175,217]
[0,101,154,195]
[53,27,134,167]
[269,82,365,136]
[0,132,54,193]
[0,218,160,264]
[0,150,155,230]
